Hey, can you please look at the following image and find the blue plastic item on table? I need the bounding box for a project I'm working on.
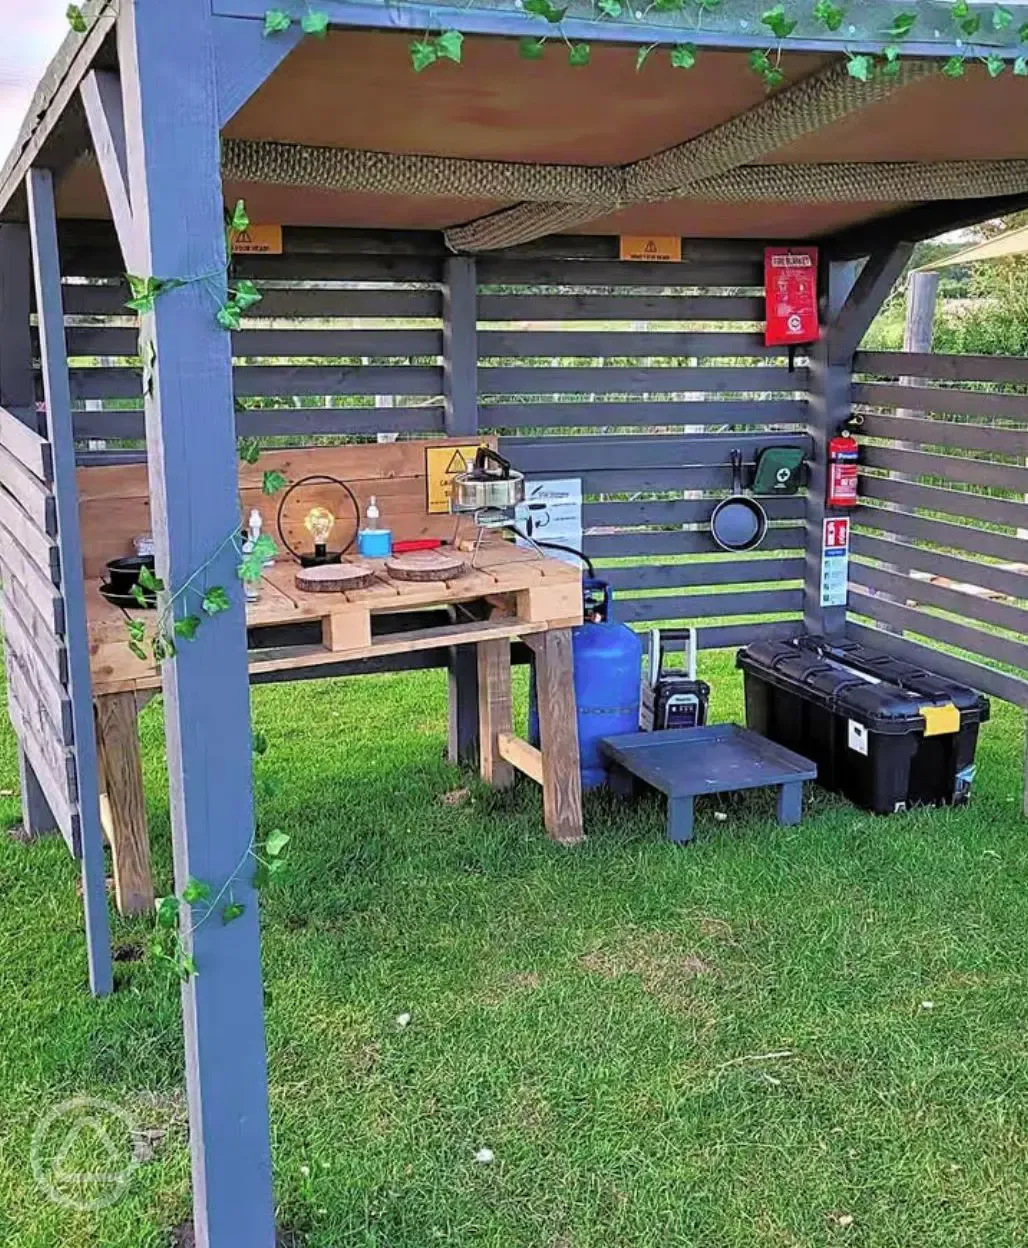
[357,528,393,558]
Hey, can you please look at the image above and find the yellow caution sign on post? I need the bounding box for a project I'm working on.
[426,444,486,513]
[619,235,682,262]
[231,225,283,255]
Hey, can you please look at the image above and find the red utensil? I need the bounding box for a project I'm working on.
[392,538,443,554]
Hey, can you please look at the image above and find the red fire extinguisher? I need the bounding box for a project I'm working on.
[826,429,859,508]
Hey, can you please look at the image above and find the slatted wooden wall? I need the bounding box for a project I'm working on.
[58,228,810,650]
[478,245,811,649]
[850,350,1028,707]
[0,406,81,853]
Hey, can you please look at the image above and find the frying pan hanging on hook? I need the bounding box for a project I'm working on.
[710,450,769,553]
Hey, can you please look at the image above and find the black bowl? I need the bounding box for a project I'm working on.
[106,554,156,595]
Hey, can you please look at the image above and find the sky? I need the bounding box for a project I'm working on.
[0,2,68,164]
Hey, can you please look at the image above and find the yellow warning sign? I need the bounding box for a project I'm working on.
[231,225,283,255]
[426,444,486,514]
[619,235,682,263]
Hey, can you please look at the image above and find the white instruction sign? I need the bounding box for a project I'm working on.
[516,478,583,566]
[820,516,850,608]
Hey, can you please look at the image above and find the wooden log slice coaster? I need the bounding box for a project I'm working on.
[384,551,469,582]
[294,561,377,593]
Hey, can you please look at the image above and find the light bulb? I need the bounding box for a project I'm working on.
[304,506,335,548]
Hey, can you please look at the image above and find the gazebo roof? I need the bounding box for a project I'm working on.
[4,0,1028,248]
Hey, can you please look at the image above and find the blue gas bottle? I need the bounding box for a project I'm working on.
[529,578,643,790]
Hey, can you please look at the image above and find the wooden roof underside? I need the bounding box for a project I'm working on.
[11,24,1028,243]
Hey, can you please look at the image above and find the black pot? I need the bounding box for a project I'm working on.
[105,555,155,595]
[711,450,769,553]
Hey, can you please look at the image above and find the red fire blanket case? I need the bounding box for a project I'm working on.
[765,246,819,347]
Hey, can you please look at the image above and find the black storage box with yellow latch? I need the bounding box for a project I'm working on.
[736,634,990,814]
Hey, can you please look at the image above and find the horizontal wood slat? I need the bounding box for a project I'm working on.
[603,557,804,592]
[5,690,77,853]
[0,485,58,580]
[477,259,764,288]
[481,400,809,429]
[696,619,806,651]
[849,560,1028,637]
[63,326,444,359]
[0,406,51,481]
[584,497,805,528]
[479,331,781,359]
[1,597,73,738]
[846,622,1028,708]
[481,366,806,396]
[853,381,1028,423]
[857,411,1028,457]
[859,475,1027,530]
[233,254,442,283]
[617,588,803,622]
[0,550,64,636]
[61,284,443,319]
[851,532,1028,602]
[854,504,1028,565]
[72,404,446,442]
[69,365,444,401]
[861,444,1028,493]
[848,586,1028,672]
[1,586,68,684]
[855,351,1028,386]
[0,445,56,535]
[477,294,765,322]
[502,432,812,471]
[584,527,804,558]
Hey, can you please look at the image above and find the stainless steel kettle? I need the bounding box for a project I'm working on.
[451,448,525,512]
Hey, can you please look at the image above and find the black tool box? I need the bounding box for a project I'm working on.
[737,634,990,814]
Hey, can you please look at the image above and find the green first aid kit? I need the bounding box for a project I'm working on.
[752,446,806,495]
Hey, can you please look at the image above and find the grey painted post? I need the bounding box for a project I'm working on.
[443,255,480,762]
[26,169,114,998]
[118,2,274,1244]
[17,750,59,840]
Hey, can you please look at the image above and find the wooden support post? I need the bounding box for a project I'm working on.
[118,1,274,1243]
[448,644,479,767]
[80,71,138,271]
[17,748,59,840]
[96,692,153,916]
[477,639,514,789]
[26,169,114,999]
[0,224,35,419]
[529,629,584,844]
[805,247,911,637]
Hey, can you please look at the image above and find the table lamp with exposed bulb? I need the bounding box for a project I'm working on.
[304,505,336,566]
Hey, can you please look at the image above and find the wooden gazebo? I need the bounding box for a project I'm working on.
[2,2,1027,1242]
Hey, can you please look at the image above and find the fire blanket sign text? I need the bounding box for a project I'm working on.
[765,246,819,346]
[820,516,850,608]
[515,478,583,566]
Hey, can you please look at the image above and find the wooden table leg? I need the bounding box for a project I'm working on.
[95,692,153,916]
[777,781,803,826]
[477,639,514,789]
[531,629,584,844]
[667,796,695,845]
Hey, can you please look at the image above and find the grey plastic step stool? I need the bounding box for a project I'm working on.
[600,723,818,844]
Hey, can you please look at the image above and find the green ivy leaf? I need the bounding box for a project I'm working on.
[137,565,164,592]
[436,30,464,63]
[884,12,917,39]
[636,44,656,71]
[651,0,683,10]
[174,614,202,641]
[263,9,292,35]
[749,49,785,89]
[130,583,149,607]
[597,0,622,15]
[812,0,844,31]
[847,53,874,81]
[994,6,1014,30]
[262,469,288,495]
[66,4,87,33]
[252,534,277,562]
[761,4,797,39]
[984,53,1006,76]
[155,895,181,928]
[951,1,980,37]
[670,42,697,69]
[409,38,438,71]
[230,199,250,233]
[1020,22,1028,41]
[182,877,211,904]
[151,633,176,664]
[129,640,148,663]
[1015,55,1028,74]
[239,552,265,584]
[265,828,291,858]
[239,437,262,465]
[301,9,330,36]
[233,279,262,311]
[216,303,242,331]
[568,42,591,66]
[881,44,902,75]
[125,295,156,315]
[524,0,568,22]
[222,902,246,924]
[202,585,231,616]
[519,37,545,58]
[942,54,966,77]
[126,617,147,643]
[179,954,199,981]
[252,729,269,756]
[252,861,271,890]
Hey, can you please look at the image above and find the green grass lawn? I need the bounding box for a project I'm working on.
[1,650,1027,1247]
